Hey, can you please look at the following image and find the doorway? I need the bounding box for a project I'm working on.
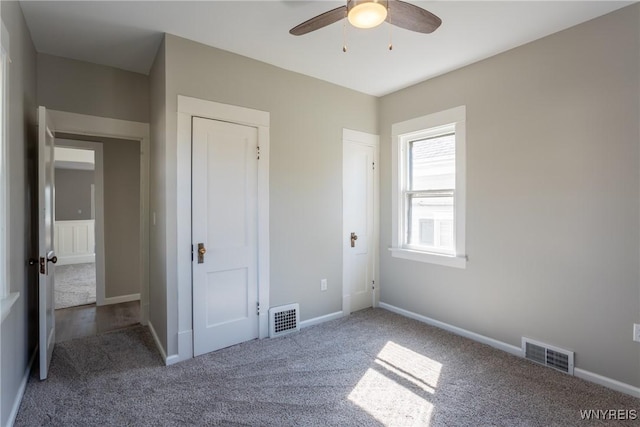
[176,95,270,363]
[53,144,99,309]
[342,129,379,315]
[191,117,259,356]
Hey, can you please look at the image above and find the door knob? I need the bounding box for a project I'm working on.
[197,243,206,264]
[350,232,358,248]
[39,252,57,275]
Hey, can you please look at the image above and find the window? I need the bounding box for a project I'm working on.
[391,106,466,268]
[0,19,16,320]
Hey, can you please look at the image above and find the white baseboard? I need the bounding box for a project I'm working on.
[147,320,168,365]
[101,293,140,306]
[300,311,344,329]
[259,312,269,338]
[380,302,522,356]
[574,368,640,398]
[7,348,37,427]
[167,330,193,366]
[379,302,640,398]
[56,254,95,266]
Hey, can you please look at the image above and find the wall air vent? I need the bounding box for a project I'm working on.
[269,303,300,338]
[522,337,574,375]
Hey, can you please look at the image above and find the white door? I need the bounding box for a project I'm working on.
[343,130,378,314]
[38,106,56,379]
[192,117,259,356]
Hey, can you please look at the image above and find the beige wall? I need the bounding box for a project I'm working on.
[0,2,38,426]
[55,168,94,221]
[379,5,640,387]
[148,36,168,351]
[103,138,141,298]
[37,53,149,123]
[150,34,378,355]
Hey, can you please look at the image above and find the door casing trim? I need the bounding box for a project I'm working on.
[177,95,270,363]
[342,128,380,315]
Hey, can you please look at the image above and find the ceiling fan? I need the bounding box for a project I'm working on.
[289,0,442,36]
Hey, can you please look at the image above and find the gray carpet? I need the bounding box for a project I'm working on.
[15,309,638,426]
[55,263,96,309]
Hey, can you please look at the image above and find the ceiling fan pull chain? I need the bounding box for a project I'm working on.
[388,5,393,51]
[343,19,348,53]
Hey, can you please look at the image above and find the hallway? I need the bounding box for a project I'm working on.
[55,301,140,343]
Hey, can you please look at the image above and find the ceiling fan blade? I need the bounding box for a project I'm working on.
[387,0,442,34]
[290,6,347,36]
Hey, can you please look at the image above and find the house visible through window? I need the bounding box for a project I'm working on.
[406,130,455,254]
[391,106,466,268]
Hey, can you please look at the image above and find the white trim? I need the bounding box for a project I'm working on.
[342,128,380,314]
[342,294,351,318]
[177,95,270,362]
[0,19,9,301]
[299,311,344,329]
[380,302,640,398]
[102,293,140,306]
[48,110,150,324]
[391,106,467,268]
[148,320,168,364]
[1,19,10,61]
[7,349,37,427]
[574,368,640,398]
[0,291,19,323]
[380,302,522,356]
[164,330,193,366]
[178,96,269,127]
[55,254,95,266]
[389,248,467,269]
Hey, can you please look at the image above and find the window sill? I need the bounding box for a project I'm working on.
[389,248,467,269]
[1,292,20,324]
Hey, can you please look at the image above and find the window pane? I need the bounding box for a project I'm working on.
[407,195,454,254]
[409,133,455,191]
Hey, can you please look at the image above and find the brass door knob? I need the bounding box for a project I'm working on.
[197,243,206,264]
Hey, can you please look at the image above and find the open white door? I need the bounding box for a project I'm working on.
[38,106,56,380]
[343,130,378,314]
[192,117,259,356]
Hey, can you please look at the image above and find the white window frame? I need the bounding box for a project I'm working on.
[390,106,467,269]
[0,18,18,322]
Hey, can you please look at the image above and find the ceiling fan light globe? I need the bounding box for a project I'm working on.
[348,2,388,29]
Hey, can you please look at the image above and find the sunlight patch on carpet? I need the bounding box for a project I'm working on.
[348,341,441,425]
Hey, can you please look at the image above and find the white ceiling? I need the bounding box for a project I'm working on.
[19,1,633,96]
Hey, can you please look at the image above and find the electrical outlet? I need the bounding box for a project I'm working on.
[634,324,640,343]
[320,279,327,291]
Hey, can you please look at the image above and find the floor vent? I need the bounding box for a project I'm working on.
[522,337,574,375]
[269,303,300,338]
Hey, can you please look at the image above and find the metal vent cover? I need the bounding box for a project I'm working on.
[522,338,574,375]
[269,303,300,338]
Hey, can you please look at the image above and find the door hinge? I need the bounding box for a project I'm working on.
[257,145,260,160]
[372,279,375,290]
[372,161,375,170]
[257,301,260,315]
[191,244,194,262]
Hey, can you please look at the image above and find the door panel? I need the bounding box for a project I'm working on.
[38,106,56,380]
[193,117,259,356]
[343,138,376,313]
